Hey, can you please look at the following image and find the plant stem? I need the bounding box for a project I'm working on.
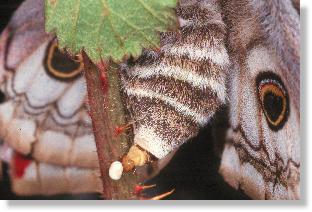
[82,52,138,199]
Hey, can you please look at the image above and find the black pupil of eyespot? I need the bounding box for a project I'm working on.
[256,72,290,131]
[263,92,283,122]
[51,47,80,73]
[0,90,6,104]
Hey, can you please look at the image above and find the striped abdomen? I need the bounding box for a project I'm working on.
[120,0,230,158]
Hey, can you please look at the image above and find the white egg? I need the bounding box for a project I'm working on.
[109,161,123,180]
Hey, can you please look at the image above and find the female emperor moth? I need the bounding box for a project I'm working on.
[0,0,299,199]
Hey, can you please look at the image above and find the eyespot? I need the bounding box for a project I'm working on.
[256,72,289,131]
[44,40,83,81]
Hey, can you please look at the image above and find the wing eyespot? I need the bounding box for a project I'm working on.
[256,72,290,131]
[44,40,83,81]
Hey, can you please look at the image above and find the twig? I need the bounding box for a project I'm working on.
[82,51,138,199]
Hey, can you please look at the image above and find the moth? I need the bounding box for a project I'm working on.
[0,0,299,200]
[120,0,300,199]
[0,0,102,196]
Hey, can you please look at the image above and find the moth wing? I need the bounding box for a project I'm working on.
[0,0,98,169]
[0,0,102,196]
[7,150,102,196]
[219,0,300,199]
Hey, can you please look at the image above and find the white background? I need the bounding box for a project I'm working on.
[0,0,311,211]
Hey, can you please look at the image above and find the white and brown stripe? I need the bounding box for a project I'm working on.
[120,0,230,158]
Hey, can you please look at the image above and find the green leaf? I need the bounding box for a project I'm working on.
[45,0,177,62]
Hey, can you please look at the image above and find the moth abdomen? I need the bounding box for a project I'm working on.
[121,0,229,159]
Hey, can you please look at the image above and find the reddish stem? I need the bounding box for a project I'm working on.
[82,52,114,198]
[82,52,138,199]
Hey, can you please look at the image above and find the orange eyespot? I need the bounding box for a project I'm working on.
[44,40,83,81]
[256,72,289,131]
